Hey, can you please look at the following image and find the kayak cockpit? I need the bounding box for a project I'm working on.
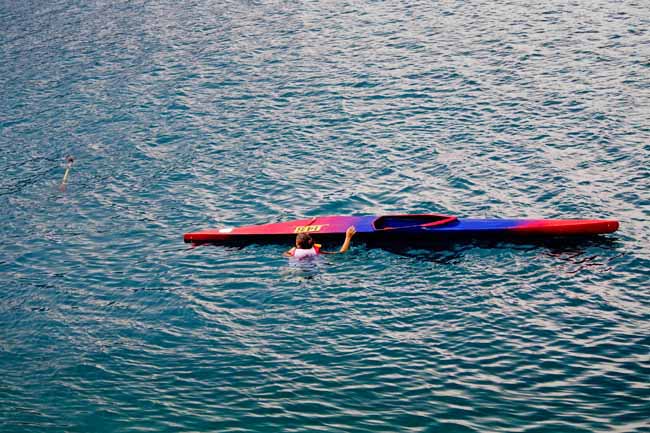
[372,214,458,231]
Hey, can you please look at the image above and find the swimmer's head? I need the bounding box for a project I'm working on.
[296,233,314,249]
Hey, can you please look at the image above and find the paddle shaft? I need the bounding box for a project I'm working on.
[60,156,74,190]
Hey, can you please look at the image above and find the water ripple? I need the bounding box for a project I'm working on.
[2,0,650,432]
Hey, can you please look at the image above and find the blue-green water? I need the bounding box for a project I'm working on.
[1,1,649,432]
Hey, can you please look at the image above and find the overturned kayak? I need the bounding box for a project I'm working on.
[184,214,619,245]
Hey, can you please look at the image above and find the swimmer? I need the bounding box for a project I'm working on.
[284,226,356,258]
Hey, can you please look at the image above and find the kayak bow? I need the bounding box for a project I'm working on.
[183,214,619,245]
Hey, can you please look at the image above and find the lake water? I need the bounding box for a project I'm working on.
[1,1,649,432]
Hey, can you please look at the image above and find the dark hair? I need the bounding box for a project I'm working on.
[296,233,314,249]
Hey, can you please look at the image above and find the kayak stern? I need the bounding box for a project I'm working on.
[511,219,619,236]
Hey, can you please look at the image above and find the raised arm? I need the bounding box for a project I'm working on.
[339,226,356,252]
[320,226,356,254]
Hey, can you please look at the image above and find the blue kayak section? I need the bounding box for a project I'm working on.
[433,218,523,232]
[363,217,525,234]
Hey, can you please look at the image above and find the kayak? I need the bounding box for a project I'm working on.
[183,214,619,245]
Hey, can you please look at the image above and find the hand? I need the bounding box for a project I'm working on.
[345,226,356,238]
